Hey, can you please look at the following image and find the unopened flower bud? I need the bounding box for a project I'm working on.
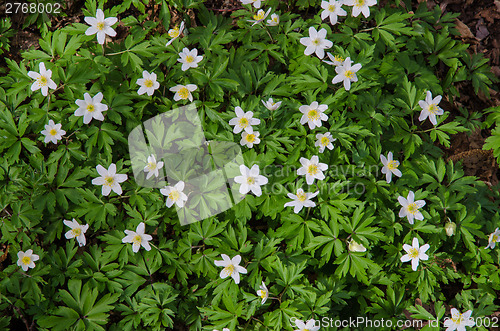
[445,222,456,236]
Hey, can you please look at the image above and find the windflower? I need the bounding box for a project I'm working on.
[486,228,500,249]
[380,152,402,183]
[444,308,475,331]
[299,102,328,130]
[240,131,261,148]
[324,52,348,66]
[418,91,444,126]
[122,222,152,253]
[241,0,262,8]
[331,57,362,91]
[160,181,188,208]
[27,62,56,96]
[284,188,319,213]
[348,240,367,252]
[256,281,269,304]
[234,164,268,196]
[344,0,377,18]
[214,254,248,284]
[178,48,203,71]
[299,26,333,59]
[315,132,335,153]
[92,163,128,196]
[166,21,185,46]
[297,156,328,185]
[321,0,347,25]
[144,154,164,179]
[398,191,425,224]
[74,92,108,124]
[84,9,117,44]
[136,71,160,96]
[229,106,261,134]
[17,249,40,272]
[41,120,66,144]
[293,319,320,331]
[267,13,279,26]
[63,219,89,247]
[170,84,197,102]
[262,98,282,111]
[445,222,456,237]
[248,8,272,26]
[400,237,429,271]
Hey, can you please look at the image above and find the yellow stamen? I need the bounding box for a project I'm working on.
[253,11,265,20]
[22,256,31,265]
[168,26,180,38]
[239,117,249,127]
[132,235,142,244]
[245,134,256,143]
[307,109,319,121]
[307,164,318,175]
[97,22,105,30]
[144,79,153,88]
[178,87,190,99]
[345,70,355,79]
[247,177,256,185]
[321,137,330,146]
[334,55,344,62]
[312,38,320,46]
[387,160,399,170]
[407,203,418,214]
[296,191,307,202]
[428,104,438,114]
[38,76,48,86]
[168,190,180,201]
[185,55,194,63]
[105,176,114,186]
[49,128,57,136]
[223,264,235,276]
[87,104,95,112]
[71,228,82,237]
[355,0,365,6]
[328,4,336,11]
[147,162,156,170]
[408,247,419,259]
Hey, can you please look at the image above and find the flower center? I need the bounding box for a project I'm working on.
[168,190,180,201]
[335,55,344,62]
[428,104,438,114]
[144,79,154,88]
[355,0,365,6]
[321,137,330,146]
[408,247,419,259]
[169,27,180,38]
[328,4,336,11]
[87,104,95,112]
[178,87,190,99]
[387,160,398,170]
[132,235,142,245]
[247,176,256,185]
[245,134,256,143]
[259,291,267,299]
[452,313,463,324]
[97,22,105,30]
[38,76,48,86]
[223,264,235,275]
[239,117,249,127]
[307,164,318,175]
[297,191,307,202]
[345,70,355,79]
[185,55,194,63]
[407,203,418,214]
[493,235,499,242]
[105,176,115,186]
[307,109,319,120]
[312,38,321,46]
[22,256,31,265]
[71,228,82,236]
[253,11,265,20]
[147,162,156,170]
[49,128,58,136]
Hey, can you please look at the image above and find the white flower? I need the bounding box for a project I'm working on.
[63,219,89,247]
[445,222,456,237]
[400,237,429,271]
[214,254,248,284]
[297,156,328,185]
[262,98,282,111]
[267,13,279,26]
[240,131,261,148]
[241,0,262,8]
[398,191,425,224]
[74,92,108,124]
[380,152,402,183]
[444,308,475,331]
[160,181,188,208]
[177,48,203,71]
[84,9,117,44]
[323,52,348,66]
[170,84,197,102]
[293,319,320,331]
[331,57,362,91]
[17,249,40,272]
[418,91,444,126]
[229,106,261,134]
[321,0,347,25]
[41,120,66,144]
[256,281,269,304]
[315,132,335,153]
[27,62,57,96]
[166,21,185,46]
[299,101,328,130]
[284,188,318,214]
[91,163,128,196]
[248,8,272,26]
[348,240,367,252]
[144,154,164,179]
[234,164,268,196]
[300,26,333,59]
[344,0,377,18]
[136,71,160,96]
[486,228,500,249]
[122,222,153,253]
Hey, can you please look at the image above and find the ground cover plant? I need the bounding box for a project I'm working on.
[1,0,500,330]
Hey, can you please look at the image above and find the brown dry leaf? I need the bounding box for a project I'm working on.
[455,19,476,39]
[0,245,9,263]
